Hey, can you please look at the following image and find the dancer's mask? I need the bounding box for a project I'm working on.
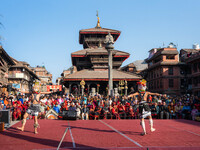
[137,79,147,93]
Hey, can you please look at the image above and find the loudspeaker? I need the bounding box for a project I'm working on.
[64,110,77,120]
[0,110,10,125]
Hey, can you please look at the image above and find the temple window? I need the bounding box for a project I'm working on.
[168,67,173,75]
[166,55,175,60]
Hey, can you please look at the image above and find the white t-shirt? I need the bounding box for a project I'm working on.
[109,100,112,106]
[41,98,47,104]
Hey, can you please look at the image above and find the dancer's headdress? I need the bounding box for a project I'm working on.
[137,79,147,93]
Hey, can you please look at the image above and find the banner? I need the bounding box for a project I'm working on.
[12,84,20,89]
[47,85,62,92]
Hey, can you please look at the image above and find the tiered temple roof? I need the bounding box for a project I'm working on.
[64,69,140,81]
[63,15,141,94]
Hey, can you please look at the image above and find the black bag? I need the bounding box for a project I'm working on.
[65,110,77,120]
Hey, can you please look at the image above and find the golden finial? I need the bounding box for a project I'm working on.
[96,10,101,28]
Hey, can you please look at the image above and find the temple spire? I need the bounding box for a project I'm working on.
[96,10,101,28]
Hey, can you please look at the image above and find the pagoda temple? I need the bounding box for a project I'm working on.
[63,16,141,95]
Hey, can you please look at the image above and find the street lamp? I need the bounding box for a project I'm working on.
[105,33,114,97]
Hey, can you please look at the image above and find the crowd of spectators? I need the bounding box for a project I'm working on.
[0,92,200,122]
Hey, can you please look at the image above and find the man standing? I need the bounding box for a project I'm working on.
[160,102,169,119]
[81,104,89,120]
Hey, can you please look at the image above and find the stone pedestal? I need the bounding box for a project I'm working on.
[114,88,119,96]
[90,88,96,96]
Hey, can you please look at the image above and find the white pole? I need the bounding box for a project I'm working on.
[57,128,68,150]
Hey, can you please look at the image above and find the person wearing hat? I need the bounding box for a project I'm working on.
[128,79,162,136]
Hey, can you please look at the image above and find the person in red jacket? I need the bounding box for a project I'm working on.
[118,102,126,119]
[127,105,135,119]
[112,104,120,119]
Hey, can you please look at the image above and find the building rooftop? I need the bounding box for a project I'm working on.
[9,58,40,80]
[185,51,200,63]
[180,48,200,53]
[133,60,148,71]
[146,48,178,63]
[71,47,129,56]
[64,69,141,81]
[80,27,121,33]
[121,60,148,72]
[79,27,121,45]
[0,46,15,65]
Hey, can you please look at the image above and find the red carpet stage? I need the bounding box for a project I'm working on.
[0,119,200,150]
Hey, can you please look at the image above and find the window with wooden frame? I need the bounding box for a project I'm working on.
[169,79,174,88]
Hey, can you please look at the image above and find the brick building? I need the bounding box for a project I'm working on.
[32,66,52,84]
[180,44,200,96]
[8,59,39,94]
[31,66,53,92]
[0,46,15,94]
[185,53,200,96]
[144,44,200,96]
[145,44,181,95]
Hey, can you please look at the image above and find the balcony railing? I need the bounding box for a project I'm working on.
[8,74,30,81]
[91,58,108,62]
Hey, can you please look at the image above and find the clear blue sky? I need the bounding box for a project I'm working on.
[1,0,200,83]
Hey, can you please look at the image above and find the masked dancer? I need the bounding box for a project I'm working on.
[128,79,161,136]
[17,91,49,134]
